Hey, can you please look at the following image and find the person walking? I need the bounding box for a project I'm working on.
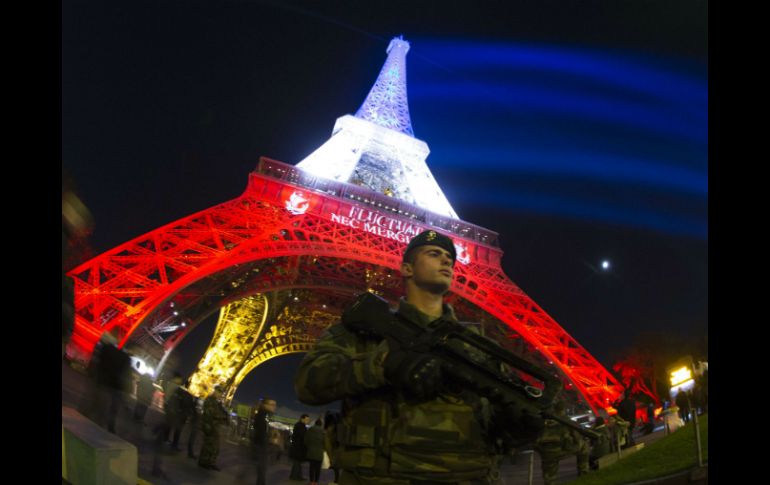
[252,397,277,485]
[616,391,637,447]
[289,414,310,480]
[304,418,326,485]
[187,395,202,459]
[133,366,155,424]
[323,410,341,485]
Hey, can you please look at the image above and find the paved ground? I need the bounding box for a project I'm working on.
[62,358,667,485]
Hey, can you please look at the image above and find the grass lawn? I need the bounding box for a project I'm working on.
[567,413,708,485]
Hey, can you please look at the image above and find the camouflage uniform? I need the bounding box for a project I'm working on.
[295,297,501,485]
[533,414,589,485]
[588,422,611,470]
[198,394,229,468]
[610,416,630,451]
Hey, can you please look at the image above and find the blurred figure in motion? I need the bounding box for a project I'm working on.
[82,330,132,434]
[643,402,656,435]
[615,391,637,447]
[133,363,155,425]
[304,418,325,485]
[187,393,203,459]
[62,169,93,358]
[151,371,183,478]
[161,372,183,443]
[251,396,277,485]
[323,410,341,485]
[171,377,196,451]
[289,414,310,480]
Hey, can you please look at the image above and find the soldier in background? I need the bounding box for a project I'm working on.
[198,385,229,471]
[533,400,589,485]
[295,230,518,485]
[588,417,612,470]
[610,415,630,451]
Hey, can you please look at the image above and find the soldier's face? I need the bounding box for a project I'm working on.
[401,245,454,294]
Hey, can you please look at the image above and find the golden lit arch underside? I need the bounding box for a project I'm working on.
[67,158,623,411]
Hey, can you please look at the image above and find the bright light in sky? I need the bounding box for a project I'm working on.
[601,260,610,270]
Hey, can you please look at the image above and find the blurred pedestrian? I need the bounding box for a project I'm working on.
[616,391,637,447]
[94,331,132,433]
[675,390,690,424]
[289,414,310,480]
[187,394,203,459]
[304,418,325,485]
[252,397,277,485]
[171,378,195,451]
[151,371,184,478]
[643,402,656,434]
[323,410,341,485]
[133,364,155,424]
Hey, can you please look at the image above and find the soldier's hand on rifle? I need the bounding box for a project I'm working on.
[383,341,443,400]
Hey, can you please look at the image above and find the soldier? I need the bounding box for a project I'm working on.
[610,415,630,451]
[294,230,511,485]
[588,417,611,470]
[533,400,589,485]
[198,385,229,471]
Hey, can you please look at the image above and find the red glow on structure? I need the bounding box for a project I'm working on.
[66,158,623,413]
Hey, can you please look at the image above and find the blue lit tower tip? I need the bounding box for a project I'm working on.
[355,36,414,136]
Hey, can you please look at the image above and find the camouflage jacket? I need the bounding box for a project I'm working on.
[295,297,499,483]
[534,416,588,457]
[201,395,228,434]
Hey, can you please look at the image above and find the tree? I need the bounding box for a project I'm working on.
[610,330,705,406]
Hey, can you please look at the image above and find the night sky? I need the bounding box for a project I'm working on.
[62,1,707,418]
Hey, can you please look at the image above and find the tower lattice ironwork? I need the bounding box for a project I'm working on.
[66,38,623,412]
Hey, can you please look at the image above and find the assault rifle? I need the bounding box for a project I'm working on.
[342,292,600,446]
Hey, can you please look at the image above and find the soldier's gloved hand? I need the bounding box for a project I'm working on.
[383,344,443,400]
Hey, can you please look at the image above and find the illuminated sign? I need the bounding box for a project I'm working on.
[281,189,474,265]
[454,242,470,265]
[330,205,426,243]
[285,191,310,215]
[670,366,693,387]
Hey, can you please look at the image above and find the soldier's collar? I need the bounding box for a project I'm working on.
[397,298,458,327]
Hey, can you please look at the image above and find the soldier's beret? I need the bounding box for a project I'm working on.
[403,230,456,263]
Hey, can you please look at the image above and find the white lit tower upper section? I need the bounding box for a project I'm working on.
[295,36,459,219]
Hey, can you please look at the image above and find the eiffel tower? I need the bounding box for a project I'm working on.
[66,37,622,412]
